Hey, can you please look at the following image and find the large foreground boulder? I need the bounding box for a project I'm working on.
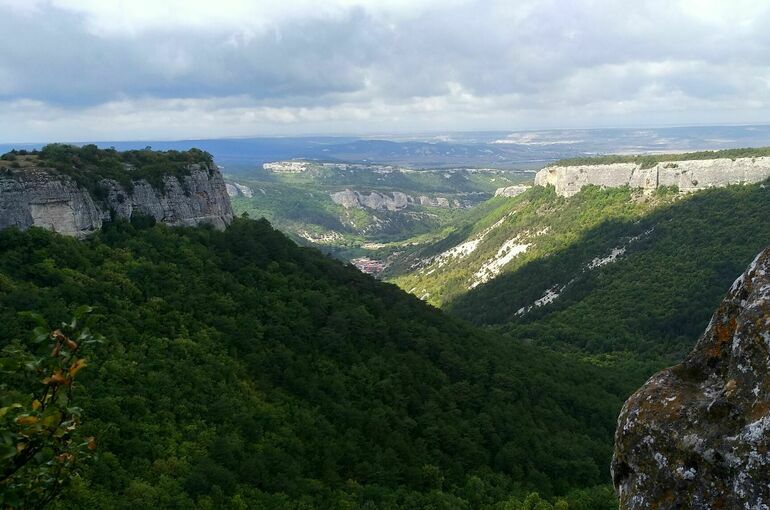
[613,248,770,509]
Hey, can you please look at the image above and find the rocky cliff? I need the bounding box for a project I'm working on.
[536,156,770,197]
[494,185,530,197]
[0,162,233,238]
[330,189,462,210]
[613,247,770,509]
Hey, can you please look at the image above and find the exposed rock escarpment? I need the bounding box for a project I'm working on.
[225,181,254,198]
[331,189,409,211]
[0,163,233,238]
[613,247,770,509]
[330,189,461,210]
[537,156,770,197]
[494,185,530,197]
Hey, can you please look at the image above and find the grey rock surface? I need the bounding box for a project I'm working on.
[536,156,770,197]
[613,247,770,509]
[225,182,253,198]
[0,163,233,238]
[494,185,530,198]
[417,195,451,207]
[331,189,411,211]
[331,189,459,210]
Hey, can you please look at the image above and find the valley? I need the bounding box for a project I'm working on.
[224,159,530,266]
[3,142,770,508]
[5,2,770,508]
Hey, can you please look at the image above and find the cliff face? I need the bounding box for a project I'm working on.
[613,247,770,509]
[330,189,464,210]
[536,156,770,197]
[0,163,233,238]
[494,185,530,197]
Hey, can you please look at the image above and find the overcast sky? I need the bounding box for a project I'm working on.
[1,0,769,142]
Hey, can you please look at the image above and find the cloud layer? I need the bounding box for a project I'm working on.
[1,0,769,141]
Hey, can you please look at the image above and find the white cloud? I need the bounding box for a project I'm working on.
[0,0,769,140]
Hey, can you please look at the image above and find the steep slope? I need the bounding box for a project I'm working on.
[450,183,770,359]
[388,180,770,361]
[388,185,680,307]
[0,219,625,509]
[0,145,233,238]
[613,248,770,509]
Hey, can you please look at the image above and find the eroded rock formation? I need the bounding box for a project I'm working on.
[0,163,233,238]
[494,185,530,198]
[536,156,770,197]
[330,189,462,210]
[330,190,410,211]
[613,247,770,509]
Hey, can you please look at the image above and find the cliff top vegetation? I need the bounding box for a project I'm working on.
[550,146,770,169]
[0,144,214,195]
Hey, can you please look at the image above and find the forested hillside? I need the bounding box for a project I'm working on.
[450,183,770,360]
[387,186,680,307]
[388,180,770,362]
[0,218,625,509]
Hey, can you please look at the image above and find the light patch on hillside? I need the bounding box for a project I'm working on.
[418,212,513,270]
[515,227,655,316]
[517,282,573,316]
[225,181,254,198]
[469,236,530,289]
[435,238,482,265]
[298,230,343,244]
[588,246,626,269]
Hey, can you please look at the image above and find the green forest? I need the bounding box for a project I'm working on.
[550,146,770,169]
[3,147,768,509]
[0,218,626,509]
[1,145,214,196]
[449,183,770,361]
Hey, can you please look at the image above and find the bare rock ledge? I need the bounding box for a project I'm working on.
[613,247,770,509]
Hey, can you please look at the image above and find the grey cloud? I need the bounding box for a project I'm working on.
[1,0,770,139]
[0,5,384,105]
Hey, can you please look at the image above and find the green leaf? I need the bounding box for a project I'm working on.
[17,311,47,329]
[73,305,93,320]
[0,403,22,418]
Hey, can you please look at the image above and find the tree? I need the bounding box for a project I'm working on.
[0,307,101,509]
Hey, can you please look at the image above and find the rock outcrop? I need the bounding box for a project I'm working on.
[494,185,530,198]
[225,181,254,198]
[330,190,410,211]
[330,189,462,210]
[536,156,770,197]
[0,163,233,238]
[417,195,452,208]
[613,247,770,509]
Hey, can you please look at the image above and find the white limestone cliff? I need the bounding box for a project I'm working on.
[535,156,770,197]
[0,163,233,238]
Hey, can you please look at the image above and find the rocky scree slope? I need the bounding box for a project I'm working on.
[613,247,770,509]
[0,146,233,237]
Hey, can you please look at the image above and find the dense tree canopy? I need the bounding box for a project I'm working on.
[551,146,770,169]
[450,183,770,360]
[0,144,214,196]
[0,218,622,508]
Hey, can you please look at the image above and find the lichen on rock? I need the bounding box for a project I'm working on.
[613,247,770,509]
